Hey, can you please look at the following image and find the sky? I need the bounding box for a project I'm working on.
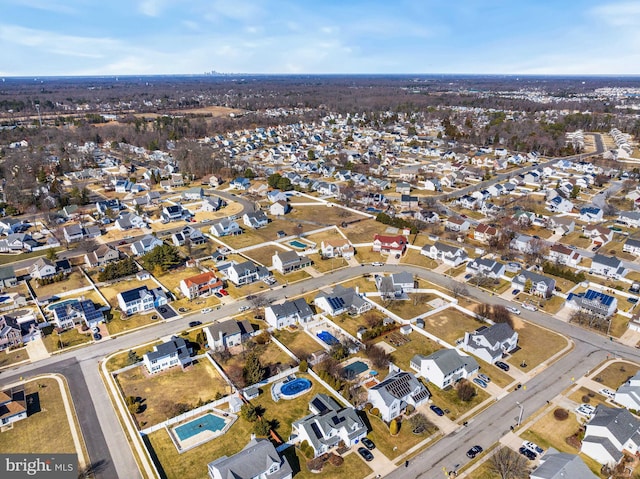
[1,0,639,76]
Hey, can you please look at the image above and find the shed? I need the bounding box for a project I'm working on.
[400,325,413,335]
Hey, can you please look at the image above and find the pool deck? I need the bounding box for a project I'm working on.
[167,409,237,454]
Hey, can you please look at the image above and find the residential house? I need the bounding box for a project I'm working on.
[181,187,205,201]
[546,195,574,213]
[291,394,367,457]
[200,196,226,212]
[207,438,293,479]
[51,299,104,329]
[265,298,314,329]
[63,224,84,243]
[314,285,372,316]
[179,272,223,300]
[0,218,27,235]
[0,315,22,350]
[269,200,290,216]
[267,190,288,203]
[548,244,582,267]
[0,266,17,289]
[130,235,163,256]
[581,405,640,466]
[117,285,168,316]
[583,225,614,247]
[614,372,640,411]
[227,261,269,286]
[143,336,192,373]
[510,234,535,254]
[445,217,471,232]
[204,319,253,351]
[230,177,251,190]
[462,323,519,364]
[243,211,269,229]
[162,204,189,222]
[375,271,415,298]
[367,371,430,422]
[580,206,604,223]
[591,254,627,279]
[272,251,311,275]
[320,239,354,259]
[395,182,411,194]
[530,450,598,479]
[465,258,505,279]
[28,258,58,279]
[566,289,617,318]
[511,270,556,298]
[547,216,575,236]
[400,194,419,209]
[473,224,498,243]
[372,234,407,256]
[209,218,242,237]
[0,386,27,427]
[421,241,468,267]
[248,182,269,196]
[96,199,120,215]
[624,238,640,256]
[410,349,479,389]
[84,244,119,268]
[617,211,640,228]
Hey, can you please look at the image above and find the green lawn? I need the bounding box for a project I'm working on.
[386,332,443,371]
[423,307,484,345]
[0,378,79,455]
[116,359,229,428]
[363,411,437,460]
[41,327,92,352]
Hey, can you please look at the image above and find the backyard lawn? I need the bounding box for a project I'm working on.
[99,278,162,306]
[0,378,82,456]
[242,245,284,267]
[31,270,91,298]
[273,328,326,360]
[328,309,388,338]
[370,294,436,321]
[217,341,296,388]
[341,219,386,244]
[116,358,229,428]
[385,331,443,371]
[423,307,485,345]
[509,318,569,371]
[154,267,202,295]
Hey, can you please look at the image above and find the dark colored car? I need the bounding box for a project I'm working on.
[495,361,510,371]
[357,447,374,462]
[466,445,483,459]
[361,438,375,450]
[519,447,537,460]
[188,321,202,328]
[93,333,102,341]
[430,405,445,416]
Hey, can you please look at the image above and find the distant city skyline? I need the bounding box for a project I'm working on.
[1,0,639,77]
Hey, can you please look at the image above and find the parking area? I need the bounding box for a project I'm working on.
[156,304,178,320]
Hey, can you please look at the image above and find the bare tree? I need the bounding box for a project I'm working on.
[488,446,529,479]
[450,281,468,299]
[526,238,549,265]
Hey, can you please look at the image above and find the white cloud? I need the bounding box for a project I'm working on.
[590,1,640,26]
[7,0,78,15]
[138,0,172,17]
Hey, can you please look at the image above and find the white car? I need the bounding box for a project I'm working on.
[522,303,538,312]
[599,388,615,399]
[575,403,596,418]
[238,305,250,312]
[522,441,544,455]
[202,308,212,314]
[507,306,521,315]
[371,262,384,267]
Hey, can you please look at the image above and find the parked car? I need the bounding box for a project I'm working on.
[357,447,374,462]
[522,303,538,312]
[575,403,596,418]
[220,289,229,296]
[464,274,473,280]
[202,308,212,313]
[361,438,375,450]
[188,321,202,327]
[478,373,491,383]
[473,378,487,388]
[495,361,510,371]
[506,306,521,315]
[518,446,537,461]
[599,388,615,399]
[91,326,100,334]
[523,441,544,455]
[372,262,384,267]
[511,289,520,295]
[93,333,102,341]
[238,305,249,312]
[215,292,223,298]
[466,445,483,459]
[430,405,445,416]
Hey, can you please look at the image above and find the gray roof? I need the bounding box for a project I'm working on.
[625,238,640,249]
[587,405,640,447]
[619,211,640,220]
[207,438,292,479]
[0,266,16,281]
[369,371,430,407]
[391,271,414,285]
[432,241,467,256]
[592,254,623,269]
[532,450,598,479]
[415,349,479,376]
[268,298,313,320]
[513,269,555,288]
[581,435,623,463]
[473,323,516,346]
[146,336,190,362]
[276,250,307,265]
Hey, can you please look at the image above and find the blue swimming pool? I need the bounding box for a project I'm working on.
[289,240,308,249]
[317,330,340,346]
[173,413,226,441]
[342,361,368,378]
[46,298,78,312]
[280,378,312,397]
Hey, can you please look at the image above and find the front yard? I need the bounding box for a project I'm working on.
[116,358,229,428]
[0,347,29,368]
[428,381,490,421]
[41,326,93,352]
[509,317,569,371]
[594,361,640,390]
[363,410,437,460]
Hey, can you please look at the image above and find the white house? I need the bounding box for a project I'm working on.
[623,238,640,256]
[548,244,582,267]
[445,217,471,232]
[117,286,167,316]
[272,250,312,275]
[565,289,617,318]
[511,270,556,298]
[204,319,253,351]
[209,218,242,237]
[367,371,430,422]
[581,405,640,466]
[465,258,505,279]
[580,206,603,223]
[269,200,290,216]
[143,336,192,373]
[243,211,269,229]
[617,211,640,228]
[51,299,104,329]
[265,298,314,329]
[179,271,223,300]
[28,258,57,279]
[410,349,479,389]
[207,438,292,479]
[63,224,84,243]
[291,394,366,457]
[591,254,627,279]
[227,261,269,286]
[614,371,640,411]
[421,241,468,266]
[461,323,518,364]
[130,235,163,256]
[314,285,371,316]
[583,225,614,247]
[320,239,354,259]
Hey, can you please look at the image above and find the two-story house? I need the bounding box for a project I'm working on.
[372,234,407,256]
[465,258,505,279]
[207,438,292,479]
[367,371,430,422]
[591,254,627,279]
[462,323,518,364]
[272,251,311,275]
[209,218,242,237]
[320,239,354,259]
[227,261,269,286]
[547,244,582,267]
[314,285,371,317]
[445,217,471,232]
[581,405,640,467]
[411,349,479,389]
[179,271,223,300]
[84,244,119,268]
[130,235,164,256]
[204,319,253,351]
[243,211,269,229]
[265,298,314,329]
[421,241,468,267]
[143,336,192,373]
[565,289,617,318]
[117,286,168,316]
[511,270,556,298]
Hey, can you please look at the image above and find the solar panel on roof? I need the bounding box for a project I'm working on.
[310,422,323,440]
[312,397,328,413]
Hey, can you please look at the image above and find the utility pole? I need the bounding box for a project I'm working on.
[516,401,524,426]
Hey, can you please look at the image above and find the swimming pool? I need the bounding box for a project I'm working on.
[280,378,312,397]
[46,298,78,312]
[342,361,368,378]
[317,330,340,346]
[289,240,308,249]
[173,413,226,441]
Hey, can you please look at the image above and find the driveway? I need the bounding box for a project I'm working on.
[156,304,178,320]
